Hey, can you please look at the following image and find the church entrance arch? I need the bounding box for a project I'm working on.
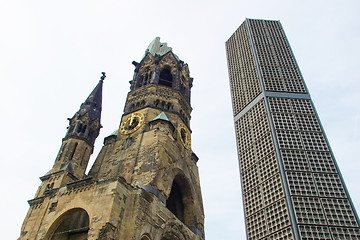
[47,208,89,240]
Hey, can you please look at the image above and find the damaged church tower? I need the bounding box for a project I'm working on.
[19,37,205,240]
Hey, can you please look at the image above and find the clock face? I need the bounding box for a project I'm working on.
[119,112,145,135]
[178,123,191,150]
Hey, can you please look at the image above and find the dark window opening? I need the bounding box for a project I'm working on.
[166,103,171,110]
[137,68,153,88]
[155,100,160,107]
[50,209,89,240]
[76,123,83,133]
[75,123,87,134]
[46,182,54,192]
[159,68,173,87]
[49,201,58,212]
[81,125,87,134]
[166,181,184,222]
[154,99,172,111]
[165,175,195,228]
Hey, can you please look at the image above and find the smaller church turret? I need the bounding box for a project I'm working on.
[37,73,104,195]
[64,72,104,146]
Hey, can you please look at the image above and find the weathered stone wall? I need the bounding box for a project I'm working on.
[19,47,205,240]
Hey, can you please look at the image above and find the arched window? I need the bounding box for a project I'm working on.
[137,67,153,88]
[166,103,171,110]
[159,68,173,87]
[49,208,89,240]
[166,180,184,222]
[81,124,87,134]
[166,174,194,227]
[76,123,83,133]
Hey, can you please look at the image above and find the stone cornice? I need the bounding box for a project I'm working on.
[28,196,45,206]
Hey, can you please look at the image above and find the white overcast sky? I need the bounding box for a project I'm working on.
[1,0,360,239]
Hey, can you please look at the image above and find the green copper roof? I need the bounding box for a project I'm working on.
[109,129,119,137]
[146,37,172,56]
[152,112,170,122]
[145,37,179,60]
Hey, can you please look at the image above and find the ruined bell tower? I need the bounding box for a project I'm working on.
[18,37,205,240]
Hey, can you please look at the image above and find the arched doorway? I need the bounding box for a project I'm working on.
[49,208,89,240]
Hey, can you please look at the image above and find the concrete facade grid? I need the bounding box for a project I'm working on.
[227,18,360,239]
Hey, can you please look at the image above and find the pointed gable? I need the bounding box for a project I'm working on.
[152,112,170,122]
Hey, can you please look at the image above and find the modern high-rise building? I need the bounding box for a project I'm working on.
[226,19,360,239]
[18,38,204,240]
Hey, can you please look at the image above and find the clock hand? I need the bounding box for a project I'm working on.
[129,114,135,127]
